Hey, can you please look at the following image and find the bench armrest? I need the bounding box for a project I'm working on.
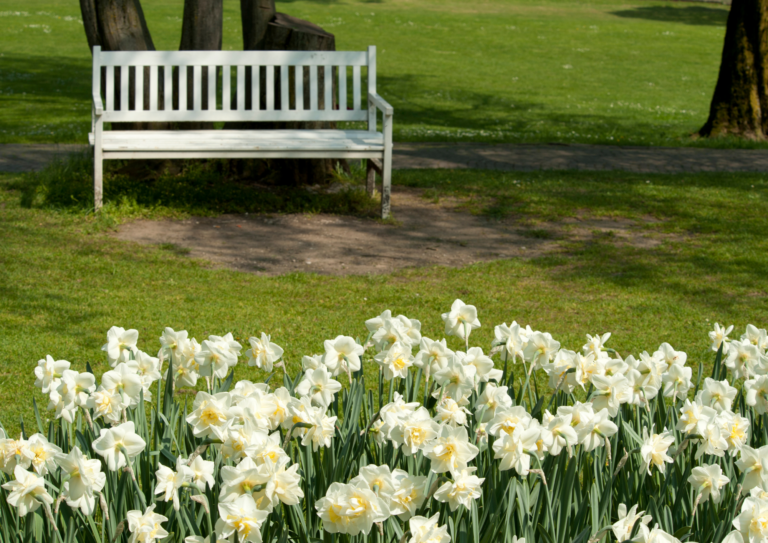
[93,93,104,116]
[369,92,393,116]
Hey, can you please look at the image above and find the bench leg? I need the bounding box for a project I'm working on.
[94,145,103,211]
[366,159,376,197]
[381,150,391,219]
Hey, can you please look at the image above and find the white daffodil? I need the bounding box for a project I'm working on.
[126,504,169,543]
[543,349,577,393]
[611,503,652,543]
[186,391,232,438]
[458,347,501,383]
[391,407,441,455]
[699,378,738,412]
[372,317,410,351]
[91,421,147,471]
[86,386,125,424]
[34,355,70,394]
[642,526,682,543]
[710,323,734,354]
[296,366,342,408]
[56,446,106,515]
[57,369,96,408]
[375,341,414,381]
[323,336,364,377]
[434,397,471,427]
[661,363,692,400]
[689,464,730,504]
[726,340,762,380]
[390,469,427,521]
[495,321,526,362]
[488,405,532,437]
[493,424,540,476]
[103,326,139,367]
[365,309,393,334]
[633,351,666,391]
[174,337,202,387]
[732,497,768,543]
[216,494,269,542]
[315,482,354,534]
[351,464,396,501]
[742,324,768,350]
[433,467,484,511]
[251,431,289,467]
[540,410,578,456]
[583,332,611,358]
[48,388,78,424]
[1,465,54,516]
[341,481,391,536]
[441,299,481,340]
[695,414,729,459]
[267,388,292,430]
[396,315,422,346]
[676,398,711,435]
[413,337,454,379]
[246,333,284,372]
[180,454,215,490]
[577,408,618,452]
[474,383,513,422]
[154,458,194,510]
[572,352,606,390]
[158,327,189,363]
[424,425,479,474]
[260,458,304,507]
[408,513,451,543]
[433,356,476,399]
[736,445,768,491]
[654,342,687,371]
[591,374,632,417]
[0,435,34,475]
[26,433,61,476]
[746,376,768,415]
[721,411,751,453]
[219,457,271,504]
[640,426,675,475]
[133,350,162,401]
[523,331,560,370]
[196,338,238,380]
[229,394,276,432]
[301,408,337,451]
[101,362,143,407]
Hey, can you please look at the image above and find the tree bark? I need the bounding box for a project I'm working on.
[179,0,223,130]
[241,0,276,51]
[260,13,346,186]
[699,0,768,139]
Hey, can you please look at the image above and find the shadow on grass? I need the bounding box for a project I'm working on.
[610,6,728,26]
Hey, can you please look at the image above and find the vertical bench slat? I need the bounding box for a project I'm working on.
[193,65,201,111]
[163,66,172,110]
[353,65,361,112]
[135,65,144,110]
[252,65,260,110]
[106,66,114,111]
[266,66,274,110]
[120,65,129,111]
[149,66,158,111]
[338,65,347,112]
[324,65,332,110]
[295,65,304,111]
[223,65,231,110]
[309,65,318,111]
[178,66,187,111]
[280,65,289,110]
[368,46,376,130]
[237,65,245,111]
[208,65,216,111]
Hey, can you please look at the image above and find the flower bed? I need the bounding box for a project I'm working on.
[1,300,766,543]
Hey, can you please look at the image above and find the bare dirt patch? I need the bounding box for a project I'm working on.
[113,188,672,276]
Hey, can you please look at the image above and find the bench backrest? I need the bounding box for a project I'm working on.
[92,46,376,124]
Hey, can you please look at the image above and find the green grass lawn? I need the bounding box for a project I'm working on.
[0,0,749,147]
[2,164,768,435]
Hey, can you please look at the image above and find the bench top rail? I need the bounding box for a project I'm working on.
[92,46,377,124]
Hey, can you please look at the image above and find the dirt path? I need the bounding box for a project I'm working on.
[115,188,666,276]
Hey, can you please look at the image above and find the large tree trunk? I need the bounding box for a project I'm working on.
[260,13,347,186]
[179,0,223,130]
[241,0,276,51]
[699,0,768,139]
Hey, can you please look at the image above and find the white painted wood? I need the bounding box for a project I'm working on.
[309,65,318,111]
[135,65,144,110]
[251,65,260,111]
[324,66,332,111]
[103,110,367,122]
[208,65,216,111]
[104,150,382,160]
[163,65,172,111]
[266,66,274,110]
[369,92,393,116]
[149,65,158,111]
[222,66,231,110]
[120,65,129,111]
[179,67,187,111]
[280,65,289,110]
[237,65,245,111]
[105,65,114,111]
[295,65,304,111]
[381,106,393,219]
[353,65,361,111]
[193,65,201,111]
[338,65,347,112]
[92,46,103,115]
[99,50,368,67]
[368,46,376,131]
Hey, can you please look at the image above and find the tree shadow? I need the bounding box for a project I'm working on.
[610,6,728,26]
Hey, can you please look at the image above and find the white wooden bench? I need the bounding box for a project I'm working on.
[90,45,394,218]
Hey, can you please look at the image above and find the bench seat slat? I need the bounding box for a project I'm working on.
[97,130,385,152]
[99,50,368,67]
